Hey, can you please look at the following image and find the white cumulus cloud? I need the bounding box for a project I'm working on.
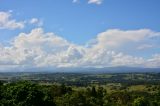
[29,18,43,26]
[0,28,160,71]
[73,0,79,3]
[72,0,103,5]
[88,29,160,56]
[0,11,25,30]
[88,0,103,5]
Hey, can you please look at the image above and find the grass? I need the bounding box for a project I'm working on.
[128,85,147,92]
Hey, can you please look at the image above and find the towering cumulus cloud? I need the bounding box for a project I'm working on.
[0,28,160,71]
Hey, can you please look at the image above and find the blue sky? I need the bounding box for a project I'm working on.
[1,0,160,44]
[0,0,160,70]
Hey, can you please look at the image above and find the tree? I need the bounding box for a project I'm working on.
[91,86,97,97]
[50,84,72,97]
[56,91,87,106]
[1,81,55,106]
[133,97,149,106]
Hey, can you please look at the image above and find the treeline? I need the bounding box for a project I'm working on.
[0,81,160,106]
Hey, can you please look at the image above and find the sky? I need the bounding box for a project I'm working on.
[0,0,160,71]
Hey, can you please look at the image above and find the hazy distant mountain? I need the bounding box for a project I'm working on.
[1,66,160,73]
[57,67,160,73]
